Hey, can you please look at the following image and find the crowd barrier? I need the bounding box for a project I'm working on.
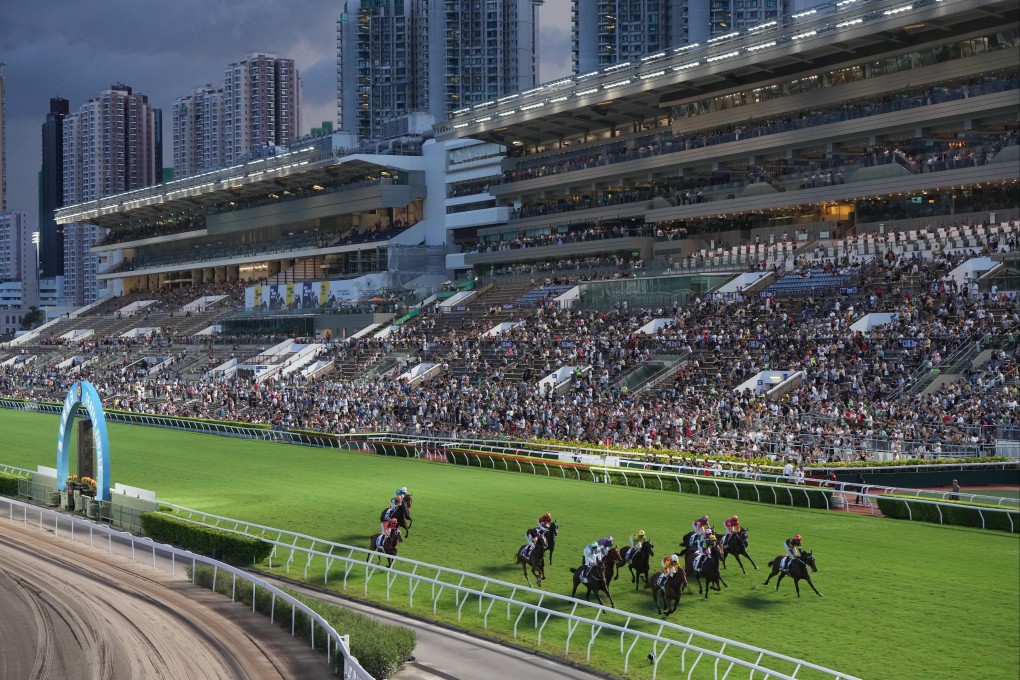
[3,399,1015,530]
[0,494,371,680]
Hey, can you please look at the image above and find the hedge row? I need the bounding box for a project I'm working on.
[191,565,416,678]
[0,473,20,496]
[141,512,273,564]
[443,449,834,509]
[876,496,1017,532]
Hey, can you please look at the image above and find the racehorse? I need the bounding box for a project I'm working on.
[649,570,688,616]
[569,558,616,608]
[543,521,558,565]
[601,547,623,584]
[380,493,414,536]
[514,533,548,588]
[367,530,402,568]
[685,542,727,599]
[720,528,758,574]
[618,541,655,590]
[763,551,822,597]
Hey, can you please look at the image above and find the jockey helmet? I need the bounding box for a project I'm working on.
[699,515,709,523]
[730,515,738,522]
[636,530,645,537]
[389,518,399,527]
[670,554,679,563]
[540,512,552,523]
[397,486,408,495]
[794,534,802,542]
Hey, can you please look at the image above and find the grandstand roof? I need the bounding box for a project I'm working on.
[437,0,1017,147]
[56,149,426,229]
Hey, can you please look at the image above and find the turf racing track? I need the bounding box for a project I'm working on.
[2,409,1018,680]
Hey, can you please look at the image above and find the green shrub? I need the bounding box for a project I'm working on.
[0,473,20,496]
[141,512,272,564]
[191,565,415,678]
[876,496,1018,532]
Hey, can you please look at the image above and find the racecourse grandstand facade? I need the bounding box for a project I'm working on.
[438,0,1019,277]
[3,0,1013,463]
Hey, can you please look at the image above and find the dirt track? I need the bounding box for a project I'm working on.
[0,520,334,680]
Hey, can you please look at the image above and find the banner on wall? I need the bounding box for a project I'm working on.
[244,272,394,311]
[302,282,316,308]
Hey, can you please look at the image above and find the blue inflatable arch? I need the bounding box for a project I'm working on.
[56,381,111,501]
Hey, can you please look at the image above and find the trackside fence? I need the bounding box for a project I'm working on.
[357,441,1020,531]
[163,502,861,680]
[1,400,1015,529]
[0,495,372,680]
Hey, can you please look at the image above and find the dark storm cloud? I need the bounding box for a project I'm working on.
[539,0,573,82]
[0,0,572,225]
[0,0,338,224]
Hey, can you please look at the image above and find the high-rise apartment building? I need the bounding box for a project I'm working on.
[62,84,161,202]
[40,97,69,279]
[172,85,226,178]
[61,84,161,304]
[572,1,821,72]
[337,1,412,142]
[223,53,301,165]
[0,64,7,212]
[337,0,543,140]
[0,211,39,310]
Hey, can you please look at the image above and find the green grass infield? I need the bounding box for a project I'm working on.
[2,409,1018,680]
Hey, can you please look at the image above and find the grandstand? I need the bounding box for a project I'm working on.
[1,0,1016,461]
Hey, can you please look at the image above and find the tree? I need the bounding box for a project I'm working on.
[20,307,45,330]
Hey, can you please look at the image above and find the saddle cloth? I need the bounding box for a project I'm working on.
[779,556,793,572]
[519,545,532,560]
[655,572,669,588]
[376,535,387,549]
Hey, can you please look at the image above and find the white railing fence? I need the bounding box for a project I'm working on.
[351,442,1020,529]
[0,495,372,680]
[163,502,860,680]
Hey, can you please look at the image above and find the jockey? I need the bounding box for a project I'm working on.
[726,515,742,538]
[580,539,604,583]
[629,530,647,549]
[693,534,718,571]
[583,540,602,568]
[390,486,409,510]
[785,534,803,559]
[524,513,553,558]
[690,515,711,547]
[661,553,680,576]
[597,536,615,558]
[381,517,399,542]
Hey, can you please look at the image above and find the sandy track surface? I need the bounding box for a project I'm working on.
[0,520,334,680]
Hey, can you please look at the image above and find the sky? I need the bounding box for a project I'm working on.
[0,0,573,228]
